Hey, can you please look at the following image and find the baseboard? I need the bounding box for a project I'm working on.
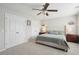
[0,48,7,52]
[0,40,28,52]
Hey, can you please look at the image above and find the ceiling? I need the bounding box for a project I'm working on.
[0,3,79,20]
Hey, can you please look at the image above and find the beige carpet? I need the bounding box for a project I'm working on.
[0,41,79,55]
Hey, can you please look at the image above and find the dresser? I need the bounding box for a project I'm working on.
[66,34,77,42]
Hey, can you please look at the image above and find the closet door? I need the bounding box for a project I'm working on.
[0,8,5,50]
[5,13,16,48]
[5,13,27,48]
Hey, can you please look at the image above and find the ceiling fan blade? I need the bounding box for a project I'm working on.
[47,10,58,12]
[42,3,49,10]
[37,12,41,15]
[32,8,42,11]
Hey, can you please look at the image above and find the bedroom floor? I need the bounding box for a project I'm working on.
[0,40,79,55]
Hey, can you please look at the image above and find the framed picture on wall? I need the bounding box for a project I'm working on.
[27,20,31,26]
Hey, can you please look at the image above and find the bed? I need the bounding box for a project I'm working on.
[36,33,69,52]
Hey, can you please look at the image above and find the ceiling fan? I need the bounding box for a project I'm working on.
[32,3,58,16]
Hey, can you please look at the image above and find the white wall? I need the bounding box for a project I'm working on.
[31,20,41,37]
[42,16,76,34]
[4,6,41,38]
[76,14,79,35]
[0,7,5,50]
[0,5,41,50]
[4,9,40,48]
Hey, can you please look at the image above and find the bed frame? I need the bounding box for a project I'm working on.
[35,40,69,52]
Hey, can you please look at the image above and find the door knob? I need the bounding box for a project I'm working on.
[16,32,19,34]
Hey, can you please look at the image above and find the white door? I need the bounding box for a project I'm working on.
[5,13,27,48]
[5,13,16,48]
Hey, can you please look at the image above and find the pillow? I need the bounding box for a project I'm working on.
[48,31,58,34]
[48,31,64,35]
[57,31,64,35]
